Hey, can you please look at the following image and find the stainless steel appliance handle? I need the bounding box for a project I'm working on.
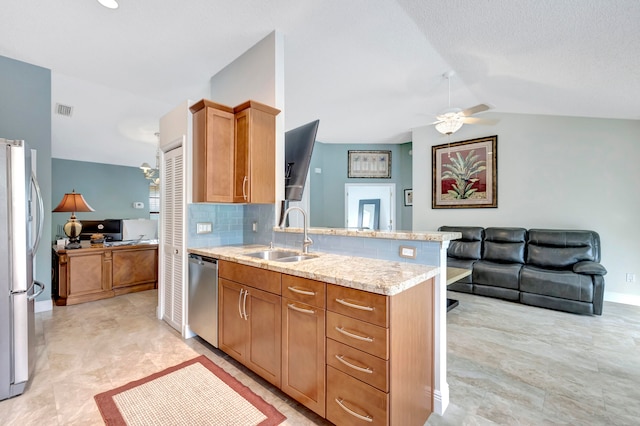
[31,173,44,253]
[27,280,45,301]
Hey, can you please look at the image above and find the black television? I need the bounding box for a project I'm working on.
[284,119,319,201]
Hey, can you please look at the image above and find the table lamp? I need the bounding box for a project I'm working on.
[52,189,95,249]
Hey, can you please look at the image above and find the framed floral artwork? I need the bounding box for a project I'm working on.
[432,135,497,209]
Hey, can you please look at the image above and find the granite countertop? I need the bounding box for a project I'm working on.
[274,227,461,242]
[189,245,440,296]
[53,239,159,253]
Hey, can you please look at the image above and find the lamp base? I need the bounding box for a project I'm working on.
[65,241,82,250]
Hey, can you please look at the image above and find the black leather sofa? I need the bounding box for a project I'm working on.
[439,226,607,315]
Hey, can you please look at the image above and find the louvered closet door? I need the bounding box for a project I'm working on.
[161,146,185,332]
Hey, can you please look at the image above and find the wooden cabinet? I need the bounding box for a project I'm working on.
[213,258,435,425]
[218,261,281,387]
[232,101,280,203]
[112,247,158,294]
[325,281,434,426]
[281,275,326,416]
[190,99,280,204]
[53,244,158,306]
[190,99,235,203]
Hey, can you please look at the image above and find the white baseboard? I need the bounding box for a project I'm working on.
[604,292,640,307]
[35,299,52,313]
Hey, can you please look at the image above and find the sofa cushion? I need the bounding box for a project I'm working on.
[439,226,484,260]
[473,260,522,290]
[527,229,600,268]
[520,265,594,302]
[483,227,527,263]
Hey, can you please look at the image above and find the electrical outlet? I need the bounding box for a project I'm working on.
[252,221,258,232]
[196,222,212,234]
[626,273,636,283]
[399,245,417,259]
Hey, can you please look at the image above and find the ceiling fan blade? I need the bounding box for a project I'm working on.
[461,103,490,117]
[462,117,499,125]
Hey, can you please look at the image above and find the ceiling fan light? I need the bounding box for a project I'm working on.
[435,118,463,135]
[98,0,119,9]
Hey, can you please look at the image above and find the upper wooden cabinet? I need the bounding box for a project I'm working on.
[190,99,280,203]
[190,99,235,203]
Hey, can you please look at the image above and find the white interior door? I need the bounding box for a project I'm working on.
[345,183,396,231]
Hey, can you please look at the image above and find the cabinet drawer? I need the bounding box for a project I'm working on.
[327,284,388,327]
[327,338,388,392]
[326,366,388,426]
[282,275,325,308]
[219,260,281,294]
[326,311,388,359]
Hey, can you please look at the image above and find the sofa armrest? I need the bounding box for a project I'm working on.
[573,261,607,276]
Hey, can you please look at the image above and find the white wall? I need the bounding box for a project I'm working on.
[412,112,640,305]
[209,31,286,207]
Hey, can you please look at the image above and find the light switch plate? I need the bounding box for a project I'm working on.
[196,222,213,234]
[399,245,417,259]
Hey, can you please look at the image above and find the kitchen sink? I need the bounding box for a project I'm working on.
[244,250,316,262]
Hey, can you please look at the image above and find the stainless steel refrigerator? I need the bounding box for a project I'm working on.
[0,138,44,400]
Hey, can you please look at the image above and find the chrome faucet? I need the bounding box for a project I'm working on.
[279,206,313,253]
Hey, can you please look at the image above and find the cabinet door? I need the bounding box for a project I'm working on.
[246,286,282,387]
[233,102,278,204]
[112,248,158,288]
[67,252,108,297]
[192,101,235,202]
[282,299,326,416]
[218,278,247,362]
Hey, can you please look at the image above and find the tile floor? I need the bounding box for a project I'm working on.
[0,289,638,425]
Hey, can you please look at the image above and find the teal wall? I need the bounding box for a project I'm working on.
[309,142,412,229]
[0,55,52,303]
[51,159,151,240]
[398,142,413,231]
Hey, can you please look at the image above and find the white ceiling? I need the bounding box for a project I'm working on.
[2,0,639,167]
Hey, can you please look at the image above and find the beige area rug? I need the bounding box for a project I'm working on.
[94,355,286,426]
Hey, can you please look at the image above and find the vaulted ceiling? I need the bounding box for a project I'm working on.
[2,0,638,167]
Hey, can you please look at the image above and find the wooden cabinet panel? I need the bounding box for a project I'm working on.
[281,299,326,416]
[327,284,388,327]
[218,278,247,361]
[218,264,281,387]
[326,366,389,426]
[326,311,389,359]
[246,287,281,387]
[232,101,280,204]
[112,247,158,288]
[327,338,388,392]
[190,99,235,203]
[282,275,326,308]
[68,252,106,296]
[219,260,281,294]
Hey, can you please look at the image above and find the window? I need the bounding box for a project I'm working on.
[149,182,160,220]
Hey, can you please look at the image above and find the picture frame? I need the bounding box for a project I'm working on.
[404,189,413,206]
[432,135,497,209]
[348,150,391,178]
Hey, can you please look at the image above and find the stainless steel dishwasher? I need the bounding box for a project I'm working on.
[188,254,218,347]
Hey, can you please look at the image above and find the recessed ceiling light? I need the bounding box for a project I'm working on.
[98,0,119,9]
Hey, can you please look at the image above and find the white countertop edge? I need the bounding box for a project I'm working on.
[273,227,461,242]
[189,245,440,296]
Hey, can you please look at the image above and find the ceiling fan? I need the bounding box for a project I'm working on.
[431,71,497,135]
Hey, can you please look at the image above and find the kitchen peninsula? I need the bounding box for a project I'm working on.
[52,241,158,306]
[190,227,459,424]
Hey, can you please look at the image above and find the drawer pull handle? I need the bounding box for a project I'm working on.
[287,286,316,296]
[335,398,373,423]
[335,326,373,343]
[335,354,373,374]
[288,303,315,315]
[242,289,249,320]
[238,289,245,319]
[336,298,374,311]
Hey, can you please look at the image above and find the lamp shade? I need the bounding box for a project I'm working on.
[435,116,464,135]
[52,190,95,213]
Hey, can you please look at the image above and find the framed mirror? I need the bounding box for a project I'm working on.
[358,199,380,230]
